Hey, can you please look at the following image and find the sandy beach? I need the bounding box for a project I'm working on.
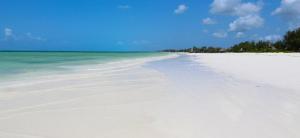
[0,53,300,138]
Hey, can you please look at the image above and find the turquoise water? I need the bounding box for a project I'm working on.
[0,52,167,78]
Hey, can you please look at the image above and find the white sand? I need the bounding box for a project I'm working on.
[192,53,300,91]
[0,53,300,138]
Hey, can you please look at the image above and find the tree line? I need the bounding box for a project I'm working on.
[162,27,300,53]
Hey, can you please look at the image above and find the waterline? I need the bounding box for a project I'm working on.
[0,52,168,79]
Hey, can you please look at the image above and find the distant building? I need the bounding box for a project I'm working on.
[190,47,194,53]
[240,48,244,52]
[219,48,227,53]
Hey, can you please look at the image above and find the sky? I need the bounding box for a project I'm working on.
[0,0,299,51]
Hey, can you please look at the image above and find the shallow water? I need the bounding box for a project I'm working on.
[0,52,167,79]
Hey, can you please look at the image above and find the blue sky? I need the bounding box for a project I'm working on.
[0,0,299,51]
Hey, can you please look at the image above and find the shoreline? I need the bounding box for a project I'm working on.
[190,53,300,91]
[0,54,300,138]
[0,52,175,82]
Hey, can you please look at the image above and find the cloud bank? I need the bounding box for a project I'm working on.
[210,0,264,32]
[229,15,264,31]
[272,0,300,28]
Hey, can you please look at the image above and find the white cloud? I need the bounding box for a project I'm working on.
[234,2,262,16]
[4,28,12,36]
[210,0,262,16]
[210,0,264,32]
[2,28,46,42]
[229,15,264,32]
[202,18,217,25]
[261,34,282,42]
[118,5,131,9]
[272,0,300,28]
[236,32,245,38]
[210,0,241,15]
[26,32,46,41]
[174,4,188,14]
[212,31,228,38]
[4,28,14,40]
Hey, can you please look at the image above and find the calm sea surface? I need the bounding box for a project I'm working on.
[0,52,167,79]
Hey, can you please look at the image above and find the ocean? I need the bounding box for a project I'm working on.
[0,52,167,79]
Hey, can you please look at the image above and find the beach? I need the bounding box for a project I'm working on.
[0,53,300,138]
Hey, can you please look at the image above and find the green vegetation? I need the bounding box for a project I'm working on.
[229,41,275,52]
[163,27,300,53]
[163,46,225,53]
[284,28,300,51]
